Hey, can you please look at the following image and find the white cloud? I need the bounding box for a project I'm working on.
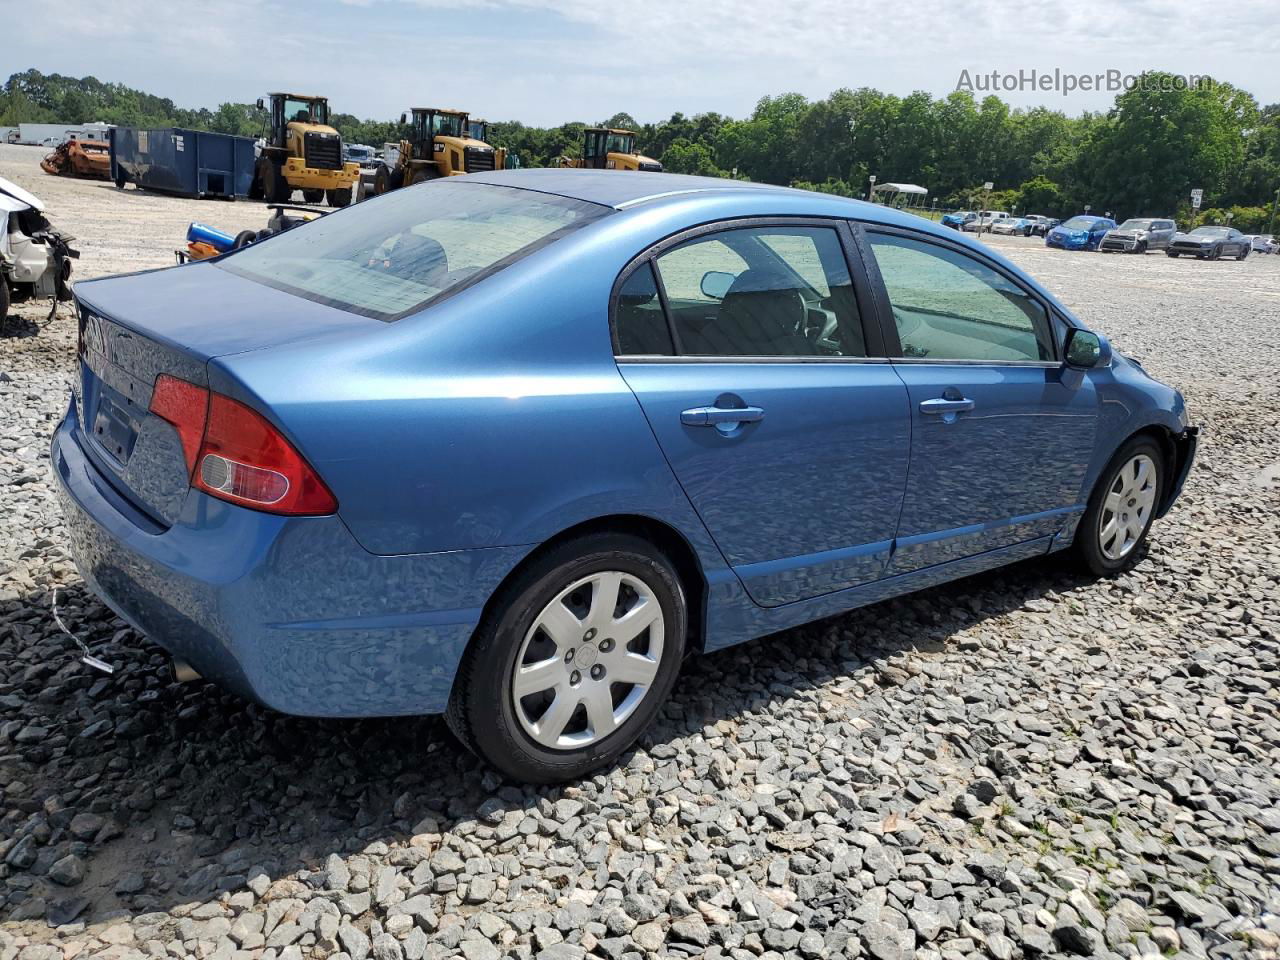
[9,0,1279,125]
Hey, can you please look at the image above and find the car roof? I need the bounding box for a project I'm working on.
[461,168,953,231]
[464,169,790,209]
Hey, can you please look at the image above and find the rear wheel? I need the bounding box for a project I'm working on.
[326,188,352,207]
[302,188,324,204]
[1166,251,1178,257]
[0,281,9,328]
[446,533,687,783]
[1074,436,1163,576]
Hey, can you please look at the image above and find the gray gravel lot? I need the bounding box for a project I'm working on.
[2,142,1279,960]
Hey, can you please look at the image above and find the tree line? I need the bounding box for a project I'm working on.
[4,69,1278,231]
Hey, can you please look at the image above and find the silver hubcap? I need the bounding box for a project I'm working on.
[1099,454,1157,560]
[512,571,664,750]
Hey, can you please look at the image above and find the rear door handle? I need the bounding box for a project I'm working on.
[681,405,765,426]
[919,397,975,415]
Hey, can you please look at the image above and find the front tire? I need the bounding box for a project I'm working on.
[1074,437,1164,577]
[302,188,324,204]
[446,533,687,783]
[326,188,352,207]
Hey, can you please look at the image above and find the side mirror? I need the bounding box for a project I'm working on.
[700,271,735,300]
[1064,328,1109,368]
[256,98,264,111]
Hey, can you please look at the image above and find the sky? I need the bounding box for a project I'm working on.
[9,0,1280,126]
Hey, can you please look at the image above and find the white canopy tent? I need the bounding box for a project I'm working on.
[869,182,928,206]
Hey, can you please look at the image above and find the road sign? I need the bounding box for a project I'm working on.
[983,181,993,191]
[1191,188,1203,210]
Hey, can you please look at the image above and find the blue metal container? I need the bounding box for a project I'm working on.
[110,127,256,199]
[187,222,236,252]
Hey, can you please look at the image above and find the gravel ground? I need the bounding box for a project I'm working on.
[2,142,1279,960]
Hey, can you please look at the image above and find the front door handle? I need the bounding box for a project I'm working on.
[919,397,975,415]
[681,405,765,426]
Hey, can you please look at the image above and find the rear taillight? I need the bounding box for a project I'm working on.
[148,375,337,516]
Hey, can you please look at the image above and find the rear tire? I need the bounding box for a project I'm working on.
[1074,436,1164,577]
[302,189,324,204]
[326,188,352,207]
[446,533,687,783]
[1166,251,1178,258]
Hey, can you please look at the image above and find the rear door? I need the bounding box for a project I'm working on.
[860,226,1099,573]
[615,219,911,607]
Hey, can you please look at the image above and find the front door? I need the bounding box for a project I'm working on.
[862,228,1100,573]
[615,221,911,606]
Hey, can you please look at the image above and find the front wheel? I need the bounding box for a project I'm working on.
[446,533,687,783]
[1074,437,1164,576]
[1136,240,1147,254]
[302,188,324,204]
[1166,251,1179,258]
[1237,247,1249,261]
[326,188,352,207]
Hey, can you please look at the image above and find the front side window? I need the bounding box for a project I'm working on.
[220,181,610,322]
[645,225,865,358]
[867,232,1053,363]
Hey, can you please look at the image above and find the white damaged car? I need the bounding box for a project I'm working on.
[1,176,78,326]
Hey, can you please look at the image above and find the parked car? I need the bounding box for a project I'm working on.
[52,170,1197,782]
[962,210,1010,233]
[343,143,379,170]
[991,216,1033,236]
[1,176,78,325]
[1021,214,1055,236]
[1099,218,1177,254]
[941,211,976,230]
[1167,225,1251,260]
[1248,234,1277,254]
[1045,215,1117,251]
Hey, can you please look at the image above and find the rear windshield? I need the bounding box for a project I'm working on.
[218,181,610,321]
[1061,217,1096,229]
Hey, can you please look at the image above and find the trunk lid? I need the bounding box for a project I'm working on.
[72,261,381,526]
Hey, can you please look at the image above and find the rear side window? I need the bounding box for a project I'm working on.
[614,263,674,356]
[219,181,610,322]
[619,225,864,358]
[867,232,1053,362]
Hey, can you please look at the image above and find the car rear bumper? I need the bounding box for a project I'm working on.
[51,401,530,717]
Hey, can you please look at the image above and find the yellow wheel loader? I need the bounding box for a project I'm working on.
[253,93,360,207]
[372,108,500,195]
[558,128,662,172]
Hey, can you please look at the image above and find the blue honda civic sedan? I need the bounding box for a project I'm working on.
[53,171,1196,782]
[1045,214,1117,251]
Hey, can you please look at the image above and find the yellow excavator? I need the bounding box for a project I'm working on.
[559,128,662,172]
[253,92,360,207]
[373,108,500,194]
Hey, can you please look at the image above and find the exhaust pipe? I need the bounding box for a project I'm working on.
[172,658,201,683]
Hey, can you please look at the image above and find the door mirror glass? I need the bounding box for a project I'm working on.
[699,270,735,300]
[1065,329,1102,368]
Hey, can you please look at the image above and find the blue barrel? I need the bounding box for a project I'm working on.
[187,222,236,252]
[110,127,256,199]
